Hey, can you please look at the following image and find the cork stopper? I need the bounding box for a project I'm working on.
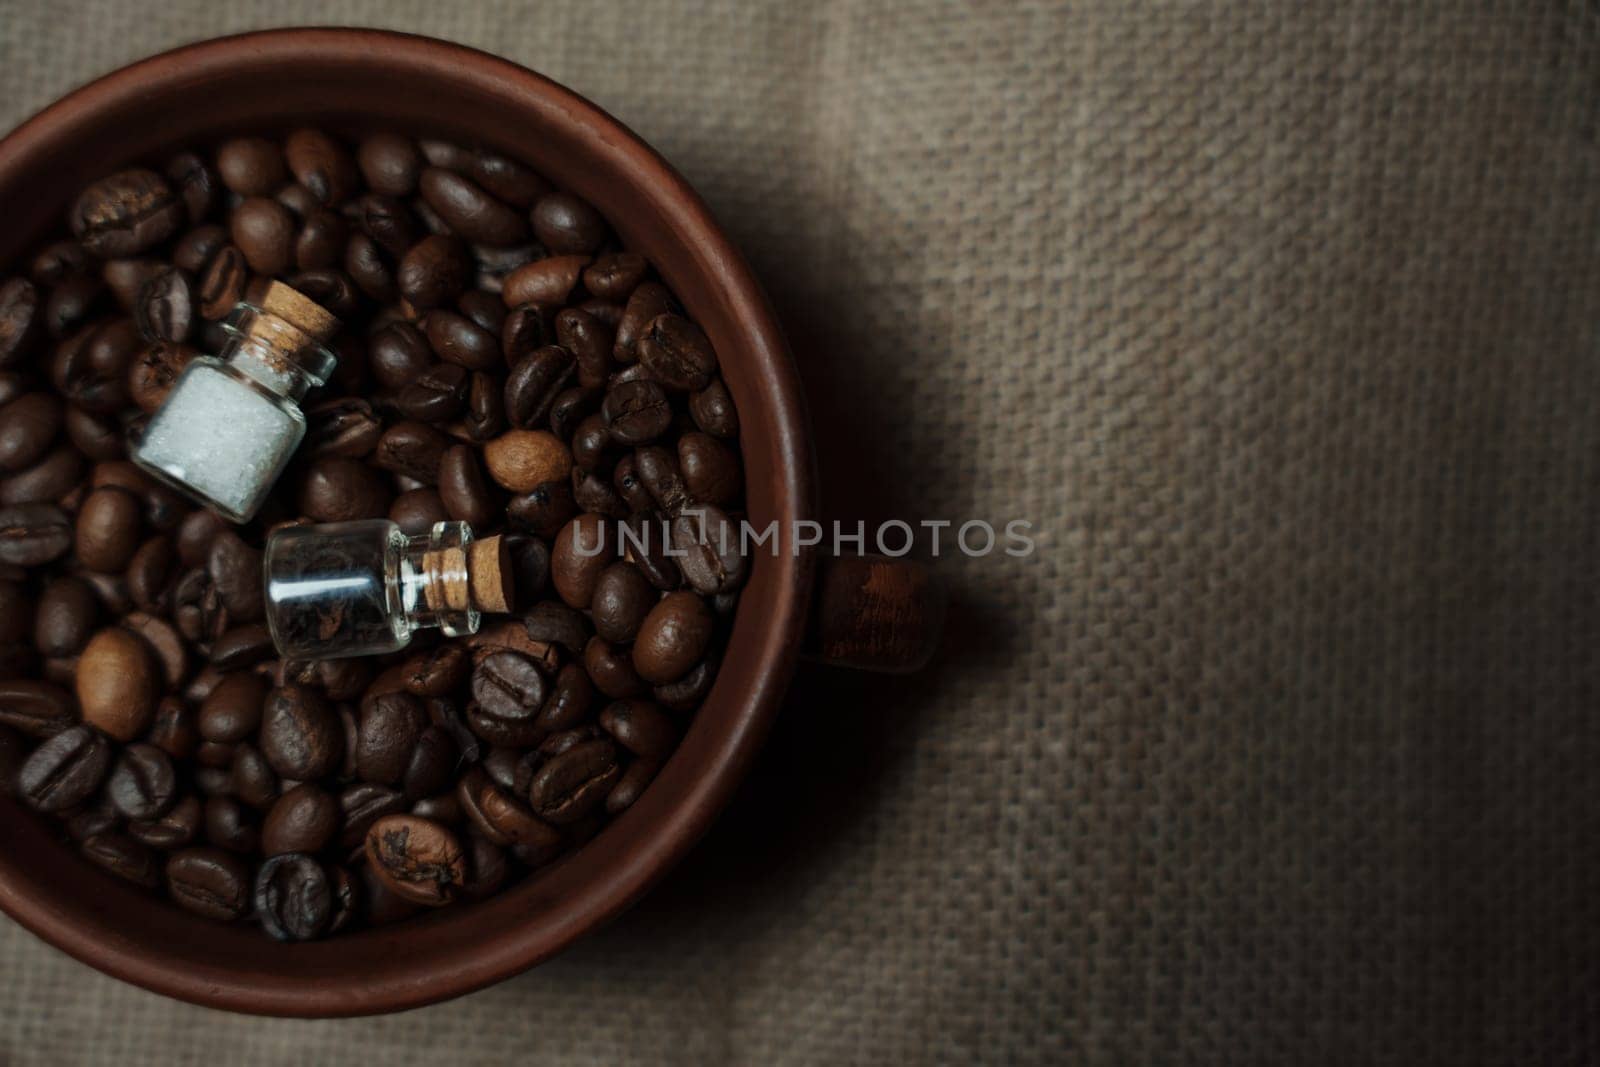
[421,546,471,614]
[467,535,513,614]
[258,281,340,344]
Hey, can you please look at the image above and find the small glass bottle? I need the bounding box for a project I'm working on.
[263,520,512,661]
[132,281,340,523]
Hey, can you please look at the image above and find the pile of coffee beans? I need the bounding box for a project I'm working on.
[0,129,743,940]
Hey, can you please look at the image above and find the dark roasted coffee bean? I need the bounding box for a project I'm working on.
[528,737,619,824]
[217,137,286,196]
[74,486,140,573]
[591,562,656,644]
[295,209,348,271]
[338,782,407,849]
[469,150,548,207]
[548,388,599,444]
[638,313,717,391]
[468,652,548,746]
[460,834,510,899]
[531,192,608,254]
[31,243,90,286]
[537,662,596,736]
[403,641,470,700]
[424,309,499,370]
[369,322,433,390]
[5,442,82,501]
[456,288,507,337]
[34,577,96,658]
[583,636,646,699]
[508,479,576,540]
[129,791,201,849]
[464,370,505,442]
[255,852,332,941]
[366,814,466,906]
[196,740,237,770]
[230,743,279,809]
[456,766,561,849]
[175,512,226,571]
[45,274,108,338]
[375,420,449,483]
[390,487,450,535]
[278,182,322,218]
[502,255,586,308]
[194,765,232,796]
[399,235,470,309]
[0,393,62,472]
[344,234,397,301]
[208,623,272,670]
[127,341,197,413]
[167,846,251,919]
[0,582,26,645]
[145,697,198,761]
[82,832,162,888]
[598,699,676,760]
[359,133,423,197]
[263,783,339,856]
[678,432,741,505]
[501,304,550,365]
[551,513,614,608]
[198,245,248,320]
[19,725,111,812]
[356,692,428,786]
[397,362,470,421]
[172,224,228,274]
[614,282,677,363]
[613,459,655,517]
[0,678,74,738]
[411,791,463,826]
[519,602,588,659]
[304,396,382,459]
[63,406,121,462]
[198,671,268,743]
[504,345,575,429]
[580,298,623,327]
[285,129,357,205]
[0,278,44,369]
[583,253,648,302]
[556,308,614,389]
[288,269,361,318]
[0,503,73,565]
[208,530,264,622]
[71,169,184,258]
[53,318,137,413]
[63,801,119,842]
[261,685,343,780]
[631,445,688,517]
[203,795,259,853]
[134,267,194,343]
[401,726,458,801]
[606,756,662,814]
[230,197,297,275]
[349,194,418,258]
[419,168,528,247]
[602,379,671,446]
[107,743,178,820]
[633,590,715,684]
[671,506,747,595]
[570,414,616,477]
[298,456,392,522]
[165,152,219,225]
[506,534,550,606]
[102,259,167,314]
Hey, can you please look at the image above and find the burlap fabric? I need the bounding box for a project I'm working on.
[2,2,1597,1062]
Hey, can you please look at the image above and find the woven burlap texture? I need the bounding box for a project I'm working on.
[3,1,1598,1063]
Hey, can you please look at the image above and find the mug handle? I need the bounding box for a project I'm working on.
[801,553,945,673]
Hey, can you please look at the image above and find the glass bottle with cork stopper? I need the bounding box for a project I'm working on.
[132,281,340,523]
[263,520,513,660]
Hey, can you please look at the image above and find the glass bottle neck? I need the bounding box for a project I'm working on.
[392,521,480,639]
[218,302,337,402]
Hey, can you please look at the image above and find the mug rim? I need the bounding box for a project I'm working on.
[0,27,815,1014]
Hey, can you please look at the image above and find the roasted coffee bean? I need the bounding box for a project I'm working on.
[46,275,108,339]
[30,244,89,287]
[359,858,422,924]
[1,447,83,506]
[369,322,433,390]
[338,782,408,849]
[459,289,509,336]
[289,269,361,318]
[678,432,741,505]
[556,307,614,389]
[70,169,184,258]
[401,726,458,801]
[197,245,249,320]
[0,582,27,645]
[279,181,323,217]
[531,192,608,254]
[500,303,549,365]
[633,445,688,516]
[521,602,591,663]
[18,725,112,812]
[506,534,551,606]
[145,697,198,761]
[74,486,140,573]
[390,487,450,535]
[0,278,44,369]
[375,420,450,483]
[411,791,463,826]
[129,792,202,849]
[230,197,297,276]
[528,737,619,825]
[614,282,677,363]
[344,234,397,301]
[571,414,618,477]
[194,765,233,797]
[102,259,167,314]
[208,531,265,622]
[0,679,74,738]
[633,590,715,685]
[502,255,586,308]
[591,562,656,644]
[254,852,332,941]
[467,652,548,746]
[424,309,499,370]
[403,641,470,699]
[419,168,527,247]
[166,847,252,920]
[598,699,677,760]
[504,345,575,429]
[606,757,662,814]
[63,801,119,842]
[127,341,197,413]
[134,267,194,344]
[456,766,561,849]
[356,692,429,786]
[263,783,339,856]
[55,317,139,413]
[304,396,382,459]
[399,235,470,309]
[638,313,717,391]
[436,445,495,526]
[671,506,747,595]
[298,456,393,522]
[470,150,548,207]
[295,209,348,271]
[621,512,680,590]
[285,129,357,205]
[127,536,176,611]
[508,479,577,540]
[76,627,158,740]
[0,393,62,472]
[217,137,287,196]
[358,133,423,197]
[107,743,178,820]
[583,636,646,699]
[172,224,228,274]
[583,253,648,302]
[397,362,470,422]
[602,379,671,446]
[207,625,272,671]
[165,152,219,225]
[365,814,465,906]
[485,429,572,494]
[552,513,615,608]
[35,577,97,657]
[196,740,237,769]
[260,685,343,780]
[62,406,121,462]
[537,662,596,736]
[464,371,505,442]
[204,795,259,853]
[231,743,280,809]
[122,612,187,689]
[82,832,162,888]
[460,834,510,899]
[349,194,418,257]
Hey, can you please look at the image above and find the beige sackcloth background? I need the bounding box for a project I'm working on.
[2,0,1599,1062]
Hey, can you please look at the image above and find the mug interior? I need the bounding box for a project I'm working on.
[0,29,812,1015]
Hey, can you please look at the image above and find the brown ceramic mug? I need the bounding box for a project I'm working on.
[0,29,941,1014]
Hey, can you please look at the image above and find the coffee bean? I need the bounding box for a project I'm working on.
[556,308,614,389]
[583,636,646,699]
[521,601,589,660]
[632,445,689,516]
[203,795,259,853]
[551,513,615,608]
[345,234,397,301]
[298,456,393,522]
[456,766,561,849]
[469,151,548,208]
[671,506,748,595]
[464,371,506,442]
[591,562,656,644]
[134,267,195,344]
[399,726,457,801]
[207,531,265,622]
[633,590,715,685]
[34,577,97,658]
[45,275,108,340]
[399,235,470,309]
[262,783,339,856]
[172,224,227,274]
[166,847,252,920]
[501,256,586,308]
[638,313,717,391]
[602,379,671,446]
[70,170,184,258]
[467,651,548,746]
[231,743,280,809]
[506,534,551,606]
[358,134,423,197]
[614,282,677,363]
[528,737,619,825]
[61,407,119,463]
[198,671,268,743]
[122,612,187,689]
[142,697,197,761]
[508,479,577,540]
[678,432,741,505]
[356,692,428,786]
[0,582,27,647]
[102,259,166,314]
[294,209,348,271]
[197,245,248,320]
[217,137,287,196]
[537,662,596,736]
[127,341,197,413]
[82,832,162,888]
[606,757,662,814]
[0,393,62,472]
[164,152,218,225]
[419,168,528,247]
[76,627,158,741]
[0,278,45,369]
[459,834,510,899]
[230,197,297,275]
[107,742,178,820]
[504,345,575,429]
[0,679,71,744]
[411,791,463,826]
[253,852,332,941]
[501,304,550,364]
[304,396,382,459]
[126,536,176,611]
[424,309,499,370]
[365,814,466,906]
[620,513,679,594]
[484,429,572,493]
[18,725,112,812]
[390,487,451,535]
[285,129,358,205]
[531,192,608,255]
[375,420,450,483]
[339,782,408,849]
[73,486,139,573]
[129,791,201,849]
[0,447,81,507]
[260,685,343,780]
[397,362,470,422]
[56,317,139,414]
[583,253,648,302]
[289,269,361,318]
